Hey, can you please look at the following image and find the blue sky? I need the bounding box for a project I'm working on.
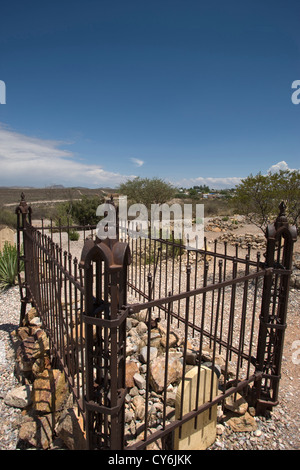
[0,0,299,189]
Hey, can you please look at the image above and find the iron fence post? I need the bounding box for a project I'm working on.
[15,193,32,325]
[81,237,130,449]
[255,202,297,412]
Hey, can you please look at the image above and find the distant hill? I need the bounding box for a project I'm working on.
[0,186,113,207]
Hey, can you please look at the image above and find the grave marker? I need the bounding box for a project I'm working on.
[174,366,218,450]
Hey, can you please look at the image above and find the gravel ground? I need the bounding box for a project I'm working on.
[210,289,300,450]
[0,286,23,450]
[0,285,299,450]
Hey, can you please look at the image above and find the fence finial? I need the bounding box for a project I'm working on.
[275,201,288,229]
[16,192,28,214]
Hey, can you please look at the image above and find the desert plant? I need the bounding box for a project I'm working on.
[165,234,182,259]
[0,242,23,291]
[0,208,18,229]
[232,169,300,231]
[55,195,104,227]
[69,195,105,226]
[69,229,80,241]
[118,177,176,209]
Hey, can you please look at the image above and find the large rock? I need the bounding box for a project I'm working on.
[17,326,30,341]
[18,414,54,449]
[136,321,148,336]
[16,328,50,377]
[23,307,39,326]
[126,336,139,356]
[32,369,69,414]
[31,355,51,377]
[150,355,183,393]
[132,395,145,421]
[125,361,140,388]
[224,392,248,415]
[226,412,257,432]
[4,384,32,409]
[17,336,40,362]
[160,332,178,349]
[133,372,146,390]
[55,399,87,450]
[139,346,158,364]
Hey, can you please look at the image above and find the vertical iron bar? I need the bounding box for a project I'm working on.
[144,273,153,443]
[179,264,191,439]
[163,293,172,430]
[209,260,222,418]
[194,261,209,429]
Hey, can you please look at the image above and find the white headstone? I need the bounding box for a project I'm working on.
[174,365,218,450]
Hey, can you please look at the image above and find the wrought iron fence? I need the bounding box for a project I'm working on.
[16,194,297,450]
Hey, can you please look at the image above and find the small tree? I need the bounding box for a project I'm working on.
[70,195,105,226]
[55,195,105,227]
[232,169,300,231]
[118,177,176,209]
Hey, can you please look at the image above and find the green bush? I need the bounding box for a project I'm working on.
[55,195,104,227]
[71,196,103,225]
[0,208,18,229]
[0,242,23,291]
[232,169,300,230]
[118,177,176,209]
[165,235,182,259]
[69,229,80,241]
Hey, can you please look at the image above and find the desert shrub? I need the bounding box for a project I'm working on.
[204,199,232,217]
[55,195,104,227]
[69,229,80,241]
[118,177,176,209]
[165,235,182,259]
[232,169,300,231]
[0,242,23,291]
[70,195,105,225]
[140,234,182,265]
[0,208,17,229]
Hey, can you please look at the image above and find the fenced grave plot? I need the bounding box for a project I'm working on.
[15,194,297,450]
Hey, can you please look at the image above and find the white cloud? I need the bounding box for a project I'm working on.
[1,124,297,191]
[0,124,134,187]
[174,176,243,189]
[174,161,299,189]
[267,160,297,174]
[130,157,144,167]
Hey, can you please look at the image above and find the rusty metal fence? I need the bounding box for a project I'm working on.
[16,194,297,450]
[16,193,87,426]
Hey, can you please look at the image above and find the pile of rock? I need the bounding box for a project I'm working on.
[5,305,262,450]
[4,307,85,450]
[217,232,266,250]
[213,395,259,449]
[124,315,183,448]
[291,253,300,289]
[124,312,258,449]
[205,216,242,233]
